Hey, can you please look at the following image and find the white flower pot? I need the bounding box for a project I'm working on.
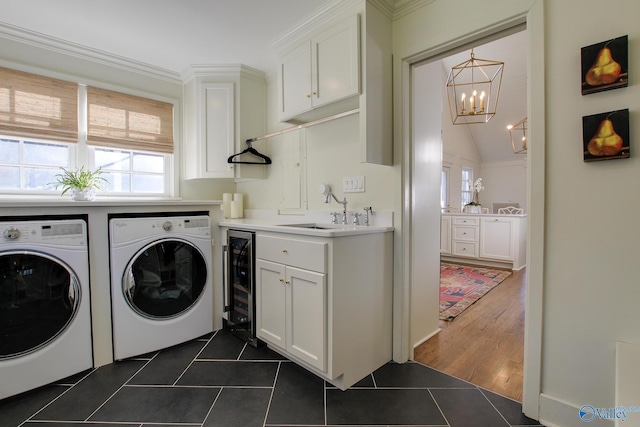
[71,188,96,201]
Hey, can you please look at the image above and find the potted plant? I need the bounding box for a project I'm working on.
[52,166,107,201]
[464,178,484,213]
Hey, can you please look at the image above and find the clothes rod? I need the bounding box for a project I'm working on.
[245,108,359,144]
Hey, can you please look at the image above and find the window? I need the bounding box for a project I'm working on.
[0,137,72,192]
[461,166,474,208]
[441,165,450,210]
[0,66,175,197]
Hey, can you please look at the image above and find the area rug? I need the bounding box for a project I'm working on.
[439,262,512,320]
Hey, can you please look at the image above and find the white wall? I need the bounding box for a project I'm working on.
[237,71,397,216]
[410,60,443,349]
[479,160,527,212]
[541,1,640,425]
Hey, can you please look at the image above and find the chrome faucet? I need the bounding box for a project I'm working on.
[324,191,348,224]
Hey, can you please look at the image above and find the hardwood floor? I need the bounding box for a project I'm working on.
[413,266,526,402]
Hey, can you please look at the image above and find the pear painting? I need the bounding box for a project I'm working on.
[582,109,629,162]
[585,46,621,86]
[581,36,628,95]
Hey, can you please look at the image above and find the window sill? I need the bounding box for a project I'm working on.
[0,196,221,208]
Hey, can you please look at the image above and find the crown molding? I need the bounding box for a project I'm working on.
[271,0,361,53]
[181,64,266,83]
[393,0,436,19]
[0,22,182,84]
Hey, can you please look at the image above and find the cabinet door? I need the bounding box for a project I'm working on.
[201,83,234,178]
[279,43,313,120]
[480,217,514,261]
[256,260,286,348]
[286,266,326,371]
[312,14,360,108]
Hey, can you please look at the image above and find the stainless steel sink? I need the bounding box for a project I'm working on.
[277,223,342,230]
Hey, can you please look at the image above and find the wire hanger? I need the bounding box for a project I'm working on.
[227,140,272,165]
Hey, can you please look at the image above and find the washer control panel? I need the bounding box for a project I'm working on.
[0,220,87,246]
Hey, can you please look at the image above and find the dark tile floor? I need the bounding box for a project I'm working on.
[0,329,544,427]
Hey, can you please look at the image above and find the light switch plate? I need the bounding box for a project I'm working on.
[343,176,365,193]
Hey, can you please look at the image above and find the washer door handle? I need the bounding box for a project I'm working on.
[123,267,136,301]
[67,275,80,309]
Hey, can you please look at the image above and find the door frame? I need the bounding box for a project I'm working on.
[395,1,545,419]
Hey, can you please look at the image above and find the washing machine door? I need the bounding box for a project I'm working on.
[123,238,207,319]
[0,251,81,359]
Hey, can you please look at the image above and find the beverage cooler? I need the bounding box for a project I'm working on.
[223,229,258,346]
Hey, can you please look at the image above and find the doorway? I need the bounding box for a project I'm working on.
[409,28,529,401]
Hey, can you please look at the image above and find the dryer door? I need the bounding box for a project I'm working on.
[0,251,81,359]
[123,238,208,319]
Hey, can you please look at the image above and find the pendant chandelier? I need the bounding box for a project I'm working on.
[507,117,527,154]
[446,49,504,125]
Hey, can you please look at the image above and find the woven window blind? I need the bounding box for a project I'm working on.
[87,87,174,154]
[0,67,78,143]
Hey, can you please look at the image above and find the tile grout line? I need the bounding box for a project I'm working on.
[83,355,158,422]
[261,360,281,427]
[172,333,215,386]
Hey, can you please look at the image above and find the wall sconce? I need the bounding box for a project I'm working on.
[507,117,527,154]
[446,49,504,125]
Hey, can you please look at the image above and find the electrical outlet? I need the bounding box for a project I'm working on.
[343,176,365,193]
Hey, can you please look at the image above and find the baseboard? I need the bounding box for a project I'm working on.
[539,393,614,427]
[412,328,440,350]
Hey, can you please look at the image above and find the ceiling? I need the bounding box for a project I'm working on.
[0,0,331,73]
[0,0,526,163]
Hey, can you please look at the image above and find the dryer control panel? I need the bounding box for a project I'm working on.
[110,216,211,245]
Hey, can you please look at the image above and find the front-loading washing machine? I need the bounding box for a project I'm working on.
[109,213,213,360]
[0,217,93,400]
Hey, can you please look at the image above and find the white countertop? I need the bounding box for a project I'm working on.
[219,218,394,237]
[441,212,527,218]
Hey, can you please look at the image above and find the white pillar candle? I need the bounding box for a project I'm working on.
[233,193,243,216]
[230,200,243,219]
[221,193,233,218]
[222,201,231,218]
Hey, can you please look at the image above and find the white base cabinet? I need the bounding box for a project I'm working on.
[441,214,527,270]
[255,231,393,390]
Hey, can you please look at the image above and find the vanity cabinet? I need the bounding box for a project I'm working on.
[254,230,392,390]
[278,14,360,121]
[451,216,479,258]
[182,65,267,180]
[442,214,527,270]
[273,0,392,165]
[256,236,327,371]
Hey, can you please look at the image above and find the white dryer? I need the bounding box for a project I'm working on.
[0,217,93,400]
[109,214,213,360]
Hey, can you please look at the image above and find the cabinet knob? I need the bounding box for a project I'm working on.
[285,280,291,285]
[282,249,288,253]
[306,94,311,98]
[279,278,284,283]
[312,91,317,95]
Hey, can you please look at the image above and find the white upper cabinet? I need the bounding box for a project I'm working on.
[273,1,392,165]
[278,14,360,121]
[182,65,267,180]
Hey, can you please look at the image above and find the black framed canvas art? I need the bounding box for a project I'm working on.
[581,35,628,95]
[582,109,630,162]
